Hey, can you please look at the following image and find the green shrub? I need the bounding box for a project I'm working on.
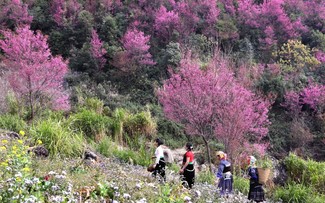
[124,110,157,137]
[257,156,273,169]
[233,175,249,195]
[284,153,325,194]
[0,114,26,132]
[111,108,128,144]
[0,139,77,202]
[155,183,188,203]
[83,98,104,114]
[69,109,112,141]
[196,170,215,184]
[111,145,151,167]
[5,92,21,115]
[96,137,116,157]
[30,118,84,157]
[274,183,325,203]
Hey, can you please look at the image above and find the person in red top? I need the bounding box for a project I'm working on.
[179,143,195,189]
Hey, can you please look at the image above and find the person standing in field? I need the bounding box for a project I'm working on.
[215,151,233,197]
[247,156,265,202]
[179,143,195,189]
[152,138,166,182]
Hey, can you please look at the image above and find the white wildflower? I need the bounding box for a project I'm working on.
[51,185,60,191]
[123,193,131,199]
[15,172,22,178]
[24,195,38,203]
[135,183,141,189]
[55,174,66,179]
[48,171,56,175]
[136,198,147,203]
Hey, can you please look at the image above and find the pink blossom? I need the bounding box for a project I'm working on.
[90,29,107,70]
[0,25,70,118]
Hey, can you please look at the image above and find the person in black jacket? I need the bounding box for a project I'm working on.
[247,156,265,202]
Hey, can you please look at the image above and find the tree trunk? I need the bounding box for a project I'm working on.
[202,136,213,172]
[28,77,34,121]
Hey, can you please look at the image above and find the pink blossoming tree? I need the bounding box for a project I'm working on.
[238,0,306,50]
[0,0,33,28]
[154,6,179,42]
[116,28,155,72]
[0,26,69,120]
[51,0,81,26]
[157,57,270,169]
[282,84,325,116]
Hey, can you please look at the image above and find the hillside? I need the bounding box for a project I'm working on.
[1,0,325,202]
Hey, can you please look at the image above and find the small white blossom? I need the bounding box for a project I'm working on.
[136,198,147,203]
[51,185,60,191]
[55,174,66,179]
[48,171,56,175]
[15,172,22,178]
[135,183,141,189]
[123,193,131,199]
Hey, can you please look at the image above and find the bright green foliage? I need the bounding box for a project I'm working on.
[274,182,325,203]
[0,114,27,133]
[0,139,77,202]
[112,147,151,166]
[275,40,320,74]
[83,98,105,114]
[124,111,157,137]
[30,118,84,157]
[69,109,112,141]
[92,181,114,200]
[284,153,325,194]
[111,108,128,144]
[5,92,23,116]
[96,136,114,157]
[155,183,189,203]
[196,170,215,184]
[233,175,249,195]
[96,136,151,166]
[0,138,32,202]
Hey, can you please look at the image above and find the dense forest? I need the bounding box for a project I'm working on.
[1,0,325,202]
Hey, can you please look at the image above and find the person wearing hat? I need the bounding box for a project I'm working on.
[247,155,265,202]
[179,143,195,189]
[152,138,166,182]
[215,151,233,197]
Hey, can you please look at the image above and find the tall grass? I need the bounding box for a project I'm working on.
[69,109,112,141]
[196,170,215,184]
[95,136,151,166]
[30,118,84,157]
[96,136,116,157]
[274,182,325,203]
[0,114,27,132]
[284,153,325,194]
[233,175,249,195]
[111,108,128,145]
[112,147,151,166]
[83,98,104,114]
[124,110,157,138]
